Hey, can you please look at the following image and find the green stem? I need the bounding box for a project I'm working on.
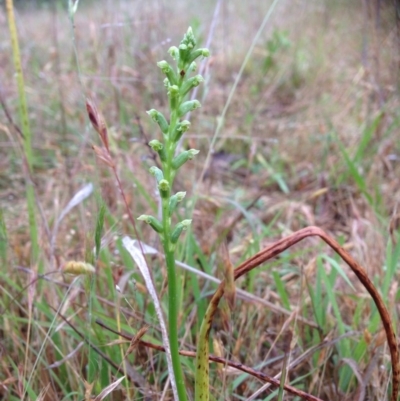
[162,203,188,400]
[163,233,187,401]
[161,109,187,401]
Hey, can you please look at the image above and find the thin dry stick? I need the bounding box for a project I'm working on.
[0,81,24,139]
[207,226,399,401]
[49,307,148,389]
[246,331,359,401]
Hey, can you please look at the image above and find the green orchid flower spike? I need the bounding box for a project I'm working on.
[138,27,209,401]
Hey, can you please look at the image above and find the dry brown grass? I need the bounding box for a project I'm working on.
[1,0,400,400]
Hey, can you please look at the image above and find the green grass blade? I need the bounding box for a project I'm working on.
[353,112,382,164]
[0,209,7,263]
[335,134,373,205]
[321,254,355,291]
[94,202,106,260]
[273,270,291,310]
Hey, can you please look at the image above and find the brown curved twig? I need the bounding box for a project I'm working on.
[204,226,398,401]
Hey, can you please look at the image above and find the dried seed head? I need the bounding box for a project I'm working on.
[219,242,236,310]
[125,325,150,355]
[92,145,114,167]
[213,337,224,373]
[86,99,109,151]
[63,261,96,276]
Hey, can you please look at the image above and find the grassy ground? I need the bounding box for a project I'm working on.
[1,0,400,400]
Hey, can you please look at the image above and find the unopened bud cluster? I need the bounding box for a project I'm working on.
[138,27,209,245]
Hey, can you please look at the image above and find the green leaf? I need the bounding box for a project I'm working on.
[94,203,106,259]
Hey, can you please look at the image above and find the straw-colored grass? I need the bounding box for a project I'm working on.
[1,1,399,400]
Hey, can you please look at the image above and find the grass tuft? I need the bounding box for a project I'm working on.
[1,1,400,400]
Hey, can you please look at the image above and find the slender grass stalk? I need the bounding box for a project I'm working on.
[0,209,7,263]
[5,0,39,262]
[5,0,40,393]
[196,0,280,186]
[68,0,84,92]
[137,28,209,401]
[22,274,84,399]
[52,1,73,198]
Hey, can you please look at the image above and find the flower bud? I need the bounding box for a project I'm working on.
[158,179,170,198]
[147,109,169,135]
[137,215,163,234]
[168,85,180,110]
[169,191,186,215]
[149,139,162,152]
[170,219,192,243]
[180,75,204,97]
[188,61,197,73]
[182,27,196,49]
[171,120,191,142]
[149,166,164,183]
[157,60,177,85]
[178,100,201,117]
[168,46,179,60]
[179,43,189,66]
[171,149,199,170]
[188,48,210,64]
[149,140,167,162]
